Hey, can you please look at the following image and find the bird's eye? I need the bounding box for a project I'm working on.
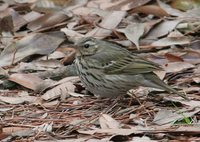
[83,44,90,48]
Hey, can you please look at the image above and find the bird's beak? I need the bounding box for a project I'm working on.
[71,43,82,56]
[72,44,79,49]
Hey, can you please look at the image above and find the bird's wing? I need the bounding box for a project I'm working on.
[103,55,162,75]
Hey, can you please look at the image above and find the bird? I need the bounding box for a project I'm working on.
[74,37,189,100]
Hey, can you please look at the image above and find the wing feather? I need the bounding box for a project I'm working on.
[103,54,162,75]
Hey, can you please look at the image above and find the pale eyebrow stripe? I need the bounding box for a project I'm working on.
[84,41,96,45]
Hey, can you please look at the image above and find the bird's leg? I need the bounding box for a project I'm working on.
[127,90,152,117]
[127,90,142,106]
[101,96,122,114]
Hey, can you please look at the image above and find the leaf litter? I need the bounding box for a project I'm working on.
[0,0,200,141]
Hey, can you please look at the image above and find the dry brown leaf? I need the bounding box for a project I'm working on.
[31,60,63,68]
[10,60,63,73]
[3,127,33,135]
[0,32,65,67]
[78,127,148,135]
[115,40,132,47]
[182,86,200,94]
[132,136,157,142]
[27,13,69,31]
[153,109,200,125]
[181,50,200,64]
[32,0,72,13]
[86,11,126,38]
[192,77,200,83]
[35,138,90,142]
[63,0,88,12]
[117,23,145,49]
[176,100,200,108]
[163,62,194,73]
[41,81,75,101]
[9,73,51,91]
[0,32,13,50]
[184,8,200,18]
[99,114,121,129]
[61,27,84,41]
[161,3,200,19]
[0,67,8,78]
[177,126,200,132]
[157,0,184,16]
[132,5,169,17]
[0,8,14,33]
[72,7,110,17]
[146,20,182,39]
[11,129,35,137]
[87,0,151,11]
[153,70,166,80]
[164,53,184,62]
[144,19,162,35]
[78,129,134,135]
[0,92,37,104]
[15,0,36,3]
[33,0,87,14]
[9,8,28,31]
[42,100,59,107]
[23,11,43,23]
[45,51,66,59]
[1,127,35,140]
[151,36,190,47]
[41,76,79,100]
[33,122,53,133]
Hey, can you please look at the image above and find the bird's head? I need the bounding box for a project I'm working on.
[75,37,102,57]
[74,37,129,62]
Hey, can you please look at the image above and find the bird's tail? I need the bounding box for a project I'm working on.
[143,73,189,100]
